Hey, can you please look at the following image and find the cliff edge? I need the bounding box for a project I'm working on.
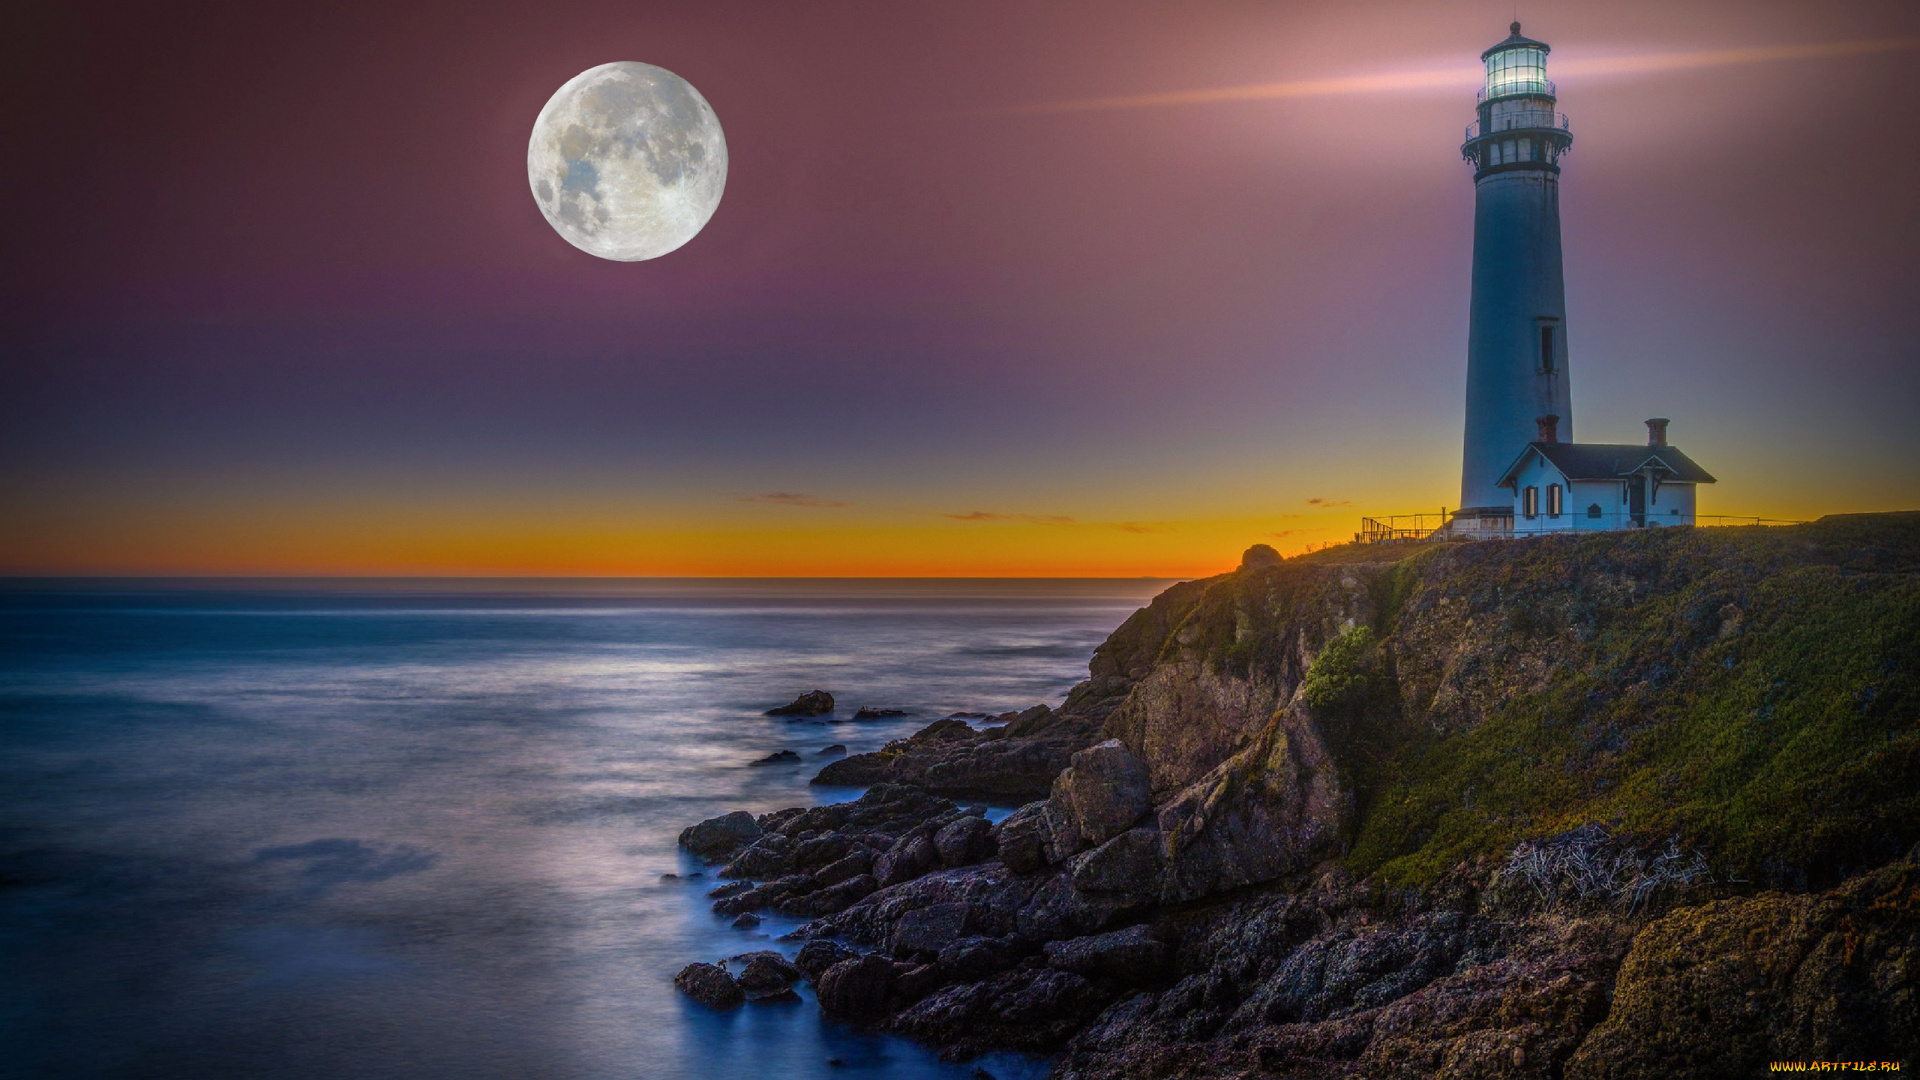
[680,512,1920,1075]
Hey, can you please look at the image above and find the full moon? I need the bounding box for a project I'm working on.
[527,62,727,261]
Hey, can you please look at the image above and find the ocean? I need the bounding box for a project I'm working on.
[0,578,1173,1080]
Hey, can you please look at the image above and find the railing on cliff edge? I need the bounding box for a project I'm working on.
[1355,513,1810,545]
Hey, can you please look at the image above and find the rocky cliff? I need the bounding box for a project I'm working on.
[678,512,1920,1076]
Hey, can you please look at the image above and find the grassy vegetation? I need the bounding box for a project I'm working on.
[1335,514,1920,890]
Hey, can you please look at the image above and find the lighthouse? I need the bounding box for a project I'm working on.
[1454,24,1576,535]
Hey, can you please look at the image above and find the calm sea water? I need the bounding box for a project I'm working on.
[0,578,1172,1080]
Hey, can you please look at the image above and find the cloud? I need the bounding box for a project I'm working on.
[1268,529,1306,539]
[943,511,1077,525]
[1113,522,1171,534]
[1306,498,1352,507]
[1012,37,1920,114]
[738,492,850,508]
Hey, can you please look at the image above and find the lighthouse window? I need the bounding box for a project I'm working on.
[1539,325,1555,372]
[1547,484,1563,517]
[1587,503,1603,520]
[1503,139,1517,163]
[1485,46,1548,99]
[1523,486,1539,518]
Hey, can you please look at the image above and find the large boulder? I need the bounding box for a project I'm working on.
[892,964,1120,1057]
[678,810,762,859]
[767,690,835,716]
[814,849,872,886]
[812,711,1108,803]
[874,834,938,887]
[1153,703,1350,903]
[1070,827,1165,900]
[721,832,793,878]
[794,938,857,979]
[934,814,996,868]
[1044,924,1171,985]
[732,951,803,1000]
[816,953,899,1021]
[889,901,971,958]
[673,962,744,1008]
[993,802,1050,873]
[1051,739,1151,847]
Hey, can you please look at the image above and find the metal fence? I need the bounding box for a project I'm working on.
[1356,512,1808,545]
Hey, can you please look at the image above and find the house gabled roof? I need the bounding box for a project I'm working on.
[1497,442,1718,489]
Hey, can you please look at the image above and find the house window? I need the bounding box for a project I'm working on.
[1539,325,1555,373]
[1547,484,1563,518]
[1587,503,1602,519]
[1522,486,1539,518]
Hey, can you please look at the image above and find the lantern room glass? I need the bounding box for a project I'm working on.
[1485,46,1548,99]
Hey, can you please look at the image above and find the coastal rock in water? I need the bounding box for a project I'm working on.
[721,833,794,879]
[789,873,877,916]
[795,938,857,979]
[750,749,802,766]
[817,744,847,757]
[817,953,900,1022]
[730,912,760,929]
[673,962,744,1009]
[992,802,1050,873]
[934,814,996,868]
[1043,924,1169,986]
[679,810,763,859]
[733,951,803,999]
[854,707,909,719]
[767,690,835,716]
[1051,739,1151,847]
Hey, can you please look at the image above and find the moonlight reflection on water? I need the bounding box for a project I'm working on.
[0,578,1169,1079]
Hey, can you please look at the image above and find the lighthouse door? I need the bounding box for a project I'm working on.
[1627,476,1647,527]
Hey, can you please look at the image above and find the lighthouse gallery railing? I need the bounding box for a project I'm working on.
[1464,112,1571,141]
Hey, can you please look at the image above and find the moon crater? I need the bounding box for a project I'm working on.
[527,62,726,261]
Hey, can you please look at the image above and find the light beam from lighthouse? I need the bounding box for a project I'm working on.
[1456,23,1575,533]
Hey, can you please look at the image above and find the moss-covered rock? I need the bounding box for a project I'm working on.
[1567,854,1920,1077]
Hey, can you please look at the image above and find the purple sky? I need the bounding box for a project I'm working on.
[4,0,1917,574]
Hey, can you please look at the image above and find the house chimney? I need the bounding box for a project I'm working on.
[1646,418,1670,447]
[1535,415,1560,444]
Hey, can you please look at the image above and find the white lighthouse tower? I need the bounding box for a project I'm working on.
[1454,23,1576,535]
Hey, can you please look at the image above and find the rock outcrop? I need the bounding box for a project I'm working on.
[673,962,744,1009]
[673,513,1920,1072]
[678,810,761,859]
[1567,854,1920,1078]
[767,690,834,716]
[812,708,1105,803]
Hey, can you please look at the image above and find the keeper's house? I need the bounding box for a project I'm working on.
[1494,416,1716,535]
